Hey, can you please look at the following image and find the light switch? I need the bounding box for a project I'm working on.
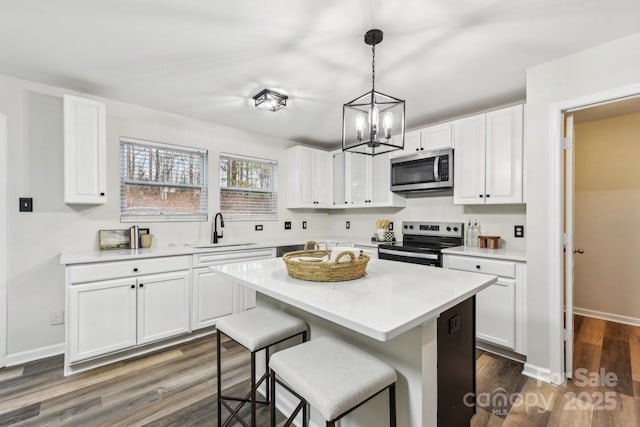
[19,197,33,212]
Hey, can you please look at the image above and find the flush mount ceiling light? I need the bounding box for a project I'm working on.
[342,29,405,156]
[253,88,288,112]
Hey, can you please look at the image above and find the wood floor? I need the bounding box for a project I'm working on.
[0,315,637,426]
[472,315,640,427]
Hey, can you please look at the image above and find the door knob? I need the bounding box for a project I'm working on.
[573,248,584,254]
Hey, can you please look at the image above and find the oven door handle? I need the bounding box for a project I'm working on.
[378,248,439,260]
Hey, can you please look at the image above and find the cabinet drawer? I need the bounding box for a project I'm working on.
[68,256,190,284]
[446,255,515,278]
[193,248,275,267]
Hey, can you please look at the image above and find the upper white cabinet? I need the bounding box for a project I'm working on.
[287,145,332,208]
[391,124,452,158]
[453,105,523,205]
[63,95,107,204]
[332,151,405,208]
[420,123,453,152]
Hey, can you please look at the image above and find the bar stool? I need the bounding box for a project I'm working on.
[269,336,397,427]
[216,307,307,427]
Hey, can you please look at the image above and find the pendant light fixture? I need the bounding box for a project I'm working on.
[253,88,288,112]
[342,29,405,156]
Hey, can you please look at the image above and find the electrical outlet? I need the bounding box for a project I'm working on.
[345,221,350,230]
[448,314,460,334]
[284,221,292,230]
[19,197,33,212]
[255,224,263,231]
[302,221,307,230]
[514,225,525,238]
[50,311,64,325]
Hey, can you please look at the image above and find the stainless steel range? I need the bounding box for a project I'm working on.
[378,221,464,267]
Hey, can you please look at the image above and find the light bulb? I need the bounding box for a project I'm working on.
[355,113,365,141]
[369,106,379,139]
[383,112,393,139]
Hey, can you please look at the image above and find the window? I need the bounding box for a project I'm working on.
[219,154,277,220]
[120,137,208,222]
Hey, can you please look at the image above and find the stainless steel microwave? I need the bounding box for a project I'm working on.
[390,148,453,193]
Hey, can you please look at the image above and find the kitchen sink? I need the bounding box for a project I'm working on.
[190,242,259,249]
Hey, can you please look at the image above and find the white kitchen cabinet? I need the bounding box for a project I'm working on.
[420,123,452,151]
[331,150,405,208]
[63,94,107,204]
[191,248,274,329]
[136,270,191,345]
[391,129,421,157]
[443,253,527,355]
[453,105,523,205]
[287,145,332,208]
[66,256,191,366]
[68,278,137,363]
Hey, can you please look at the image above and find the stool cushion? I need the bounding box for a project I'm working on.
[269,336,397,421]
[216,307,307,352]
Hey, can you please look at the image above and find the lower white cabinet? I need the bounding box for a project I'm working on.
[443,253,526,355]
[68,269,190,363]
[191,248,275,330]
[68,278,137,363]
[136,271,191,345]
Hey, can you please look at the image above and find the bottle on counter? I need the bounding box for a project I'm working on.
[465,219,472,246]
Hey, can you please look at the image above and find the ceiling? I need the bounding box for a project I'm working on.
[1,0,640,148]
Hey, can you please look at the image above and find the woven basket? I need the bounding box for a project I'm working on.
[282,241,370,282]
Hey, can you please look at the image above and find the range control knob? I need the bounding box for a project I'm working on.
[453,227,459,232]
[409,225,414,230]
[446,226,451,232]
[404,225,408,229]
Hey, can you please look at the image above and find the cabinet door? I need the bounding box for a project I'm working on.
[313,149,331,207]
[332,151,347,206]
[300,147,315,207]
[392,130,421,157]
[137,270,190,344]
[485,105,523,204]
[453,114,486,205]
[370,152,391,204]
[348,152,368,205]
[476,278,516,349]
[420,123,452,151]
[68,278,137,363]
[191,267,235,330]
[63,95,106,204]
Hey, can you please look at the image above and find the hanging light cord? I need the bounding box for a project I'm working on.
[371,43,376,94]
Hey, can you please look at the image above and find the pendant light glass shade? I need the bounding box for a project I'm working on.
[342,29,405,156]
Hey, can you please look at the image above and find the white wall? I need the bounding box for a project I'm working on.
[525,32,640,374]
[574,112,640,322]
[0,73,331,355]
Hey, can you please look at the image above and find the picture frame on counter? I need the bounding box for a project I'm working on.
[98,228,151,250]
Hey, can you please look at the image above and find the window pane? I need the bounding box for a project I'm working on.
[120,138,208,221]
[219,154,277,220]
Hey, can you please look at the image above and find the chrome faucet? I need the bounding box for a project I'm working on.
[212,212,224,243]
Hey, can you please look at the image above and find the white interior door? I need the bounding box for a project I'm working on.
[564,113,575,379]
[0,113,6,367]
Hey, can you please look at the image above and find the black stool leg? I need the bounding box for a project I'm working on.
[270,369,276,427]
[265,347,270,403]
[216,330,222,427]
[251,351,257,427]
[389,383,397,427]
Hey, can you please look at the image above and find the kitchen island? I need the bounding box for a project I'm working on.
[211,257,496,427]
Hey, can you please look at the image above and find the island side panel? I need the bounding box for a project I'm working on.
[257,294,436,427]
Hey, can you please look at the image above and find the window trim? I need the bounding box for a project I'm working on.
[219,152,278,221]
[120,137,208,223]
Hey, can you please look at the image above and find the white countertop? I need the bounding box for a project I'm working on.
[59,237,388,265]
[442,245,527,262]
[211,257,496,342]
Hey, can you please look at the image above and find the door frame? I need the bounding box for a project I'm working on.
[549,82,640,384]
[0,113,6,367]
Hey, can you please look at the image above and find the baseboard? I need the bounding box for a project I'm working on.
[5,342,64,367]
[522,362,552,384]
[573,307,640,327]
[476,340,526,363]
